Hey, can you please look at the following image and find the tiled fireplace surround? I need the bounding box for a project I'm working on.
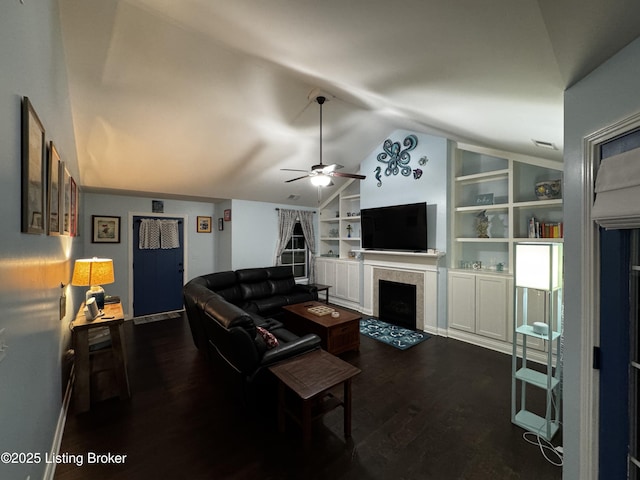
[362,251,442,334]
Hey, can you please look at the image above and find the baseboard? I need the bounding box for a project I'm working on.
[43,367,74,480]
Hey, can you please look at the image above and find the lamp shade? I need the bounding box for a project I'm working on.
[71,258,115,287]
[515,243,563,291]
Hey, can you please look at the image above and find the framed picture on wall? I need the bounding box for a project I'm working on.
[92,215,121,243]
[62,165,71,235]
[21,97,46,235]
[47,142,61,236]
[70,177,77,237]
[197,216,212,233]
[218,218,224,231]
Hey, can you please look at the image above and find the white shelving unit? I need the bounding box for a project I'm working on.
[450,143,564,274]
[448,143,563,352]
[318,180,361,260]
[316,180,362,310]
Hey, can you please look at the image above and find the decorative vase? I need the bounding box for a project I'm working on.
[535,180,562,200]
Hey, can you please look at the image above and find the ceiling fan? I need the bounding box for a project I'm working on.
[282,95,366,187]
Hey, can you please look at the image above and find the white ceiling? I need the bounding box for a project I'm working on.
[58,0,640,207]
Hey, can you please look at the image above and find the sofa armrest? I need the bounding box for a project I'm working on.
[260,334,321,367]
[294,284,318,296]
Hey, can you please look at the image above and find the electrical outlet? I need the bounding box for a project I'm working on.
[0,328,7,363]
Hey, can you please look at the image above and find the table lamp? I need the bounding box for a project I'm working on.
[71,257,115,309]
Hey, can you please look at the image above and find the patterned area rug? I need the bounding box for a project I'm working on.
[133,311,182,325]
[359,318,431,350]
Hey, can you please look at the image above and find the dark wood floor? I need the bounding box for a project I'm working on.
[55,312,562,480]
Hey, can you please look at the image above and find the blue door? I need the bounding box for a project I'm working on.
[133,216,185,317]
[598,228,631,478]
[598,131,640,478]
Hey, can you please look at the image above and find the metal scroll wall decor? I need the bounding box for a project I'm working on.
[374,134,428,187]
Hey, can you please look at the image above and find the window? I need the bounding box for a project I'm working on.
[281,222,307,278]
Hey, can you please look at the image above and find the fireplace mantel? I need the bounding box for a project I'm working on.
[361,250,446,334]
[359,249,445,270]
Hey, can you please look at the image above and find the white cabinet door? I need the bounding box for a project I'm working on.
[315,257,337,289]
[315,258,328,285]
[448,272,476,333]
[476,275,509,341]
[345,261,360,302]
[335,261,349,299]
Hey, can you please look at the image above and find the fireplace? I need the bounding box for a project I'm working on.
[379,279,417,329]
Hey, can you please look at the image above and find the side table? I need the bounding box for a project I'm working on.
[269,349,361,445]
[309,283,331,304]
[71,302,130,413]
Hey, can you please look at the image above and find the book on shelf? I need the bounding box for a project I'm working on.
[528,217,563,239]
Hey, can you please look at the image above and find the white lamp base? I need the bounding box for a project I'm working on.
[86,285,105,310]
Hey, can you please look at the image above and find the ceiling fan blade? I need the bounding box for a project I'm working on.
[280,168,309,172]
[331,172,366,180]
[321,163,344,174]
[285,175,310,183]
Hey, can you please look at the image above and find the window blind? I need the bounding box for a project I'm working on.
[593,146,640,229]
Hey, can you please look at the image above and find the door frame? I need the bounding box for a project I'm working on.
[583,111,640,479]
[127,212,189,317]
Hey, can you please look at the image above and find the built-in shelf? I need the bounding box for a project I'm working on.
[450,143,564,274]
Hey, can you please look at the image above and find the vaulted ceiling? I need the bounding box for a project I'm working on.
[58,0,640,206]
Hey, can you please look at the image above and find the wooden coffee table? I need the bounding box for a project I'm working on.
[281,301,361,355]
[269,349,361,445]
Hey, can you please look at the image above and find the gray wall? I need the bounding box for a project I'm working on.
[229,199,316,271]
[0,2,82,479]
[360,129,449,252]
[564,36,640,479]
[83,192,216,315]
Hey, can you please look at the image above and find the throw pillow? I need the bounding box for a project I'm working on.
[256,326,279,349]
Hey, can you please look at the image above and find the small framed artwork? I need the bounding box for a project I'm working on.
[62,165,71,235]
[152,200,164,213]
[92,215,121,243]
[21,97,46,234]
[70,177,77,237]
[197,216,212,233]
[218,218,224,231]
[475,193,494,206]
[224,209,231,221]
[47,142,61,236]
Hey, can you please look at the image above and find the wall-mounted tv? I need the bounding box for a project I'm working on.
[361,202,428,252]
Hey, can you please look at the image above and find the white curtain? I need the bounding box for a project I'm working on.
[139,218,180,249]
[593,146,640,229]
[139,218,160,249]
[274,209,298,265]
[298,210,317,283]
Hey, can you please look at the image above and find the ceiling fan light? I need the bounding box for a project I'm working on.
[310,174,331,187]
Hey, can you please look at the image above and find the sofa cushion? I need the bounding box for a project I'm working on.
[256,326,279,349]
[236,268,274,301]
[236,268,269,283]
[200,271,242,303]
[241,295,289,315]
[284,291,316,305]
[268,276,296,295]
[203,292,256,338]
[271,327,300,343]
[239,281,272,301]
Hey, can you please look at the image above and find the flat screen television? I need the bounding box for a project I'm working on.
[361,202,428,252]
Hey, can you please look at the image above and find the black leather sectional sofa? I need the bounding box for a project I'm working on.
[183,266,321,397]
